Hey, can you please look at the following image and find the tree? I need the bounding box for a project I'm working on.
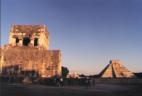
[62,66,69,78]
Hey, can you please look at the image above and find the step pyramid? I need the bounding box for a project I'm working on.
[100,60,136,78]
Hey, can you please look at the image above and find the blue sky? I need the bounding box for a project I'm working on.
[1,0,142,74]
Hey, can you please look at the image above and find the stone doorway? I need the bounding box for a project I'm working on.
[34,38,38,46]
[23,37,30,46]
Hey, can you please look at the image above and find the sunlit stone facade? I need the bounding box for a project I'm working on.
[0,25,61,77]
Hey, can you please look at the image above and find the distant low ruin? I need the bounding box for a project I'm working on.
[0,25,61,78]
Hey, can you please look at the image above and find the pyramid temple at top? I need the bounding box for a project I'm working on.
[99,59,136,78]
[0,25,61,78]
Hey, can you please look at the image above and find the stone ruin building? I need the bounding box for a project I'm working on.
[0,25,61,78]
[99,59,136,78]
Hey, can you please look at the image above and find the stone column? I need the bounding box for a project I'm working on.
[9,37,16,46]
[19,39,23,46]
[31,39,34,46]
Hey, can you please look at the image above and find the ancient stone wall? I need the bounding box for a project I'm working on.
[1,46,61,77]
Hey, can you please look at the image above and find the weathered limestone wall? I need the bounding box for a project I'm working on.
[38,32,49,49]
[1,46,61,77]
